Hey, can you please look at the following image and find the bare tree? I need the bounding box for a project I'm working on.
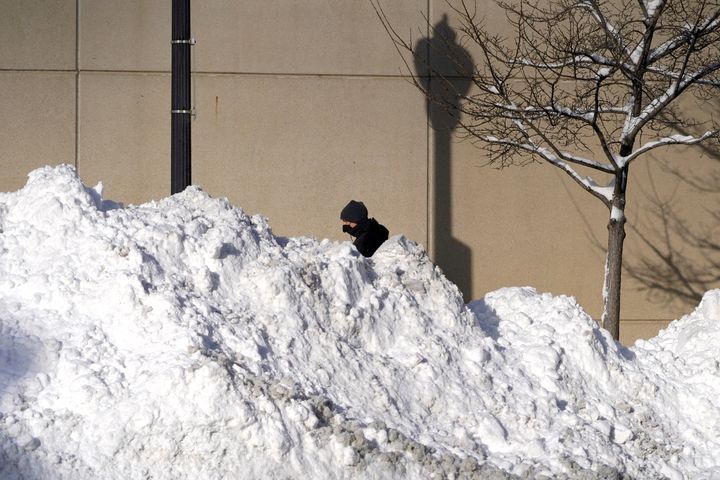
[372,0,720,339]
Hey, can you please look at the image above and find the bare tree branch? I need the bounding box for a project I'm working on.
[622,130,720,165]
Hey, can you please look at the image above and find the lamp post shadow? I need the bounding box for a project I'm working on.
[415,15,474,301]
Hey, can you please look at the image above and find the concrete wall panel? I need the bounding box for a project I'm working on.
[620,320,672,346]
[193,0,426,75]
[192,74,428,244]
[77,73,169,204]
[79,0,170,71]
[0,72,76,191]
[0,0,76,70]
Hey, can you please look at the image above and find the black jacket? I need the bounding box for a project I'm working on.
[348,218,389,257]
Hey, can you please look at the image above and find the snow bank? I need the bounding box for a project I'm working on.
[0,166,718,479]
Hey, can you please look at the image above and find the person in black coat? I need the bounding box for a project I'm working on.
[340,200,389,257]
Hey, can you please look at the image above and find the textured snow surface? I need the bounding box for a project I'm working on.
[1,165,719,479]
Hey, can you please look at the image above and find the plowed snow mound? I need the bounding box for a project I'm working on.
[0,166,718,479]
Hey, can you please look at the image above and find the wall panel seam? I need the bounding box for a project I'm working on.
[0,69,77,73]
[74,70,421,79]
[426,0,433,256]
[0,69,450,80]
[75,0,79,170]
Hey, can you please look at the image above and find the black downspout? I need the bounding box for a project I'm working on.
[171,0,192,194]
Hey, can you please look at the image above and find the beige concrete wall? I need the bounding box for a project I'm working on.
[0,0,76,70]
[1,0,717,344]
[79,0,170,71]
[0,0,77,189]
[620,320,673,346]
[191,74,428,244]
[77,72,169,203]
[0,72,76,189]
[192,0,426,75]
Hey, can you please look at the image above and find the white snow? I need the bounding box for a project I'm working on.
[620,132,720,167]
[644,0,664,19]
[1,165,719,479]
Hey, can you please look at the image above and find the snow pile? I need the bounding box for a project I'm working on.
[0,165,719,479]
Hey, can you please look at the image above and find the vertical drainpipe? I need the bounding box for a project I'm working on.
[171,0,192,194]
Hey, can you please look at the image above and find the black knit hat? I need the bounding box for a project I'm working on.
[340,200,368,223]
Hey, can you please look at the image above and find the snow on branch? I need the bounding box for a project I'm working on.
[648,11,720,64]
[643,0,666,20]
[490,102,627,122]
[619,131,720,166]
[480,134,615,204]
[576,0,633,60]
[535,148,615,204]
[511,53,618,70]
[466,101,620,172]
[622,61,720,142]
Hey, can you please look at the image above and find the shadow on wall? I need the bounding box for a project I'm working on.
[414,15,474,301]
[626,146,720,309]
[620,97,720,309]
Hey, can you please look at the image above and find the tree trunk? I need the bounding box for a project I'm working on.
[602,209,626,340]
[601,169,628,340]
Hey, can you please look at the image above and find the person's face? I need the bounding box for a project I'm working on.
[342,220,357,228]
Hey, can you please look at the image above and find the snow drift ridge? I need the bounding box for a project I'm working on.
[0,165,718,479]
